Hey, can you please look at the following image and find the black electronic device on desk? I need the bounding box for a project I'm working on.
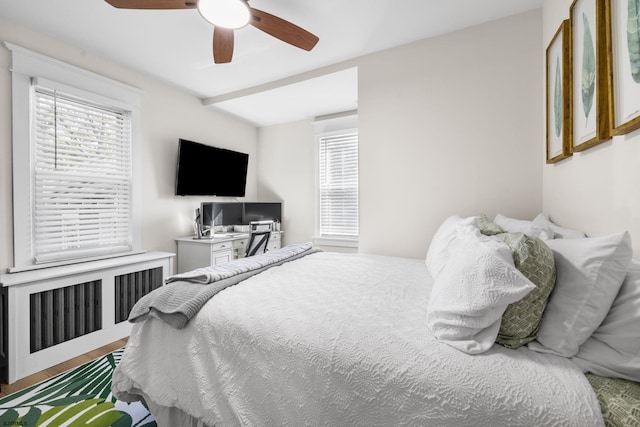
[192,201,282,239]
[243,202,282,224]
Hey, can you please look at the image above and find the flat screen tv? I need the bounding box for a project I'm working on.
[175,139,249,197]
[200,202,244,229]
[243,202,282,223]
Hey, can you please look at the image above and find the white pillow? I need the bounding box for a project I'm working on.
[533,213,586,239]
[571,260,640,382]
[426,224,535,354]
[494,214,554,241]
[425,215,476,276]
[528,232,632,357]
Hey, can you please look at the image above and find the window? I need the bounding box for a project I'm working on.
[318,131,359,237]
[314,113,358,248]
[8,43,141,270]
[32,88,133,263]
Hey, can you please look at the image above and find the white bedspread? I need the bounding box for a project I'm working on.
[112,252,604,427]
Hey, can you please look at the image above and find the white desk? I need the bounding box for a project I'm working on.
[175,232,282,273]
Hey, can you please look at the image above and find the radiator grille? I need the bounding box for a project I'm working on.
[115,267,163,324]
[1,286,7,383]
[30,280,102,353]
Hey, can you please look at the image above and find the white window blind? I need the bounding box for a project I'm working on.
[318,131,359,237]
[32,87,133,263]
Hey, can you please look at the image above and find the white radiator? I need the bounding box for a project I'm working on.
[0,252,173,383]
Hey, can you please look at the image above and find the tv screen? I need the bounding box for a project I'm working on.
[243,202,282,223]
[201,202,243,228]
[175,139,249,197]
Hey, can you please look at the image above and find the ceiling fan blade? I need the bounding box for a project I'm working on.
[213,27,235,64]
[249,8,319,51]
[104,0,196,9]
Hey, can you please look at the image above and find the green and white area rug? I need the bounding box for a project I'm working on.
[0,348,155,427]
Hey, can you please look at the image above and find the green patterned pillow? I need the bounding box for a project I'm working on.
[586,374,640,427]
[495,232,556,348]
[475,214,504,236]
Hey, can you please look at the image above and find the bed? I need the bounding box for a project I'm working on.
[112,215,640,427]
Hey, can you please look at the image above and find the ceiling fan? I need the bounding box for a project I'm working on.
[104,0,319,64]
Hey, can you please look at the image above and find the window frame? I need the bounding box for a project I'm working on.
[7,43,142,272]
[313,113,359,248]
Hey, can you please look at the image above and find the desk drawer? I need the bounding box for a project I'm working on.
[210,242,232,253]
[266,232,281,252]
[212,250,232,265]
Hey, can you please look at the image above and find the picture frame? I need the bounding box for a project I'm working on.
[546,20,573,163]
[570,0,612,151]
[608,0,640,135]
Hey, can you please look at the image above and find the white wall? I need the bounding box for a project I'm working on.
[542,1,640,257]
[0,17,258,273]
[358,10,542,258]
[257,121,315,247]
[258,10,543,259]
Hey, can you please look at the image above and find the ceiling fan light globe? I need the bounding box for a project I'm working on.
[197,0,250,29]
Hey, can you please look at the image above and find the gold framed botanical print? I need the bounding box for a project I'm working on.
[608,0,640,135]
[546,20,573,163]
[570,0,612,151]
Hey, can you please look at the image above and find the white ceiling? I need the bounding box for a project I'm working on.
[0,0,541,126]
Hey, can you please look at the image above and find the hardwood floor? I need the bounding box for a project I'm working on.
[0,337,128,398]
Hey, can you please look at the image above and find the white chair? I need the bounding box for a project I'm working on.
[245,231,270,257]
[244,221,274,257]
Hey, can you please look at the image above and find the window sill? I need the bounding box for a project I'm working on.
[313,236,359,248]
